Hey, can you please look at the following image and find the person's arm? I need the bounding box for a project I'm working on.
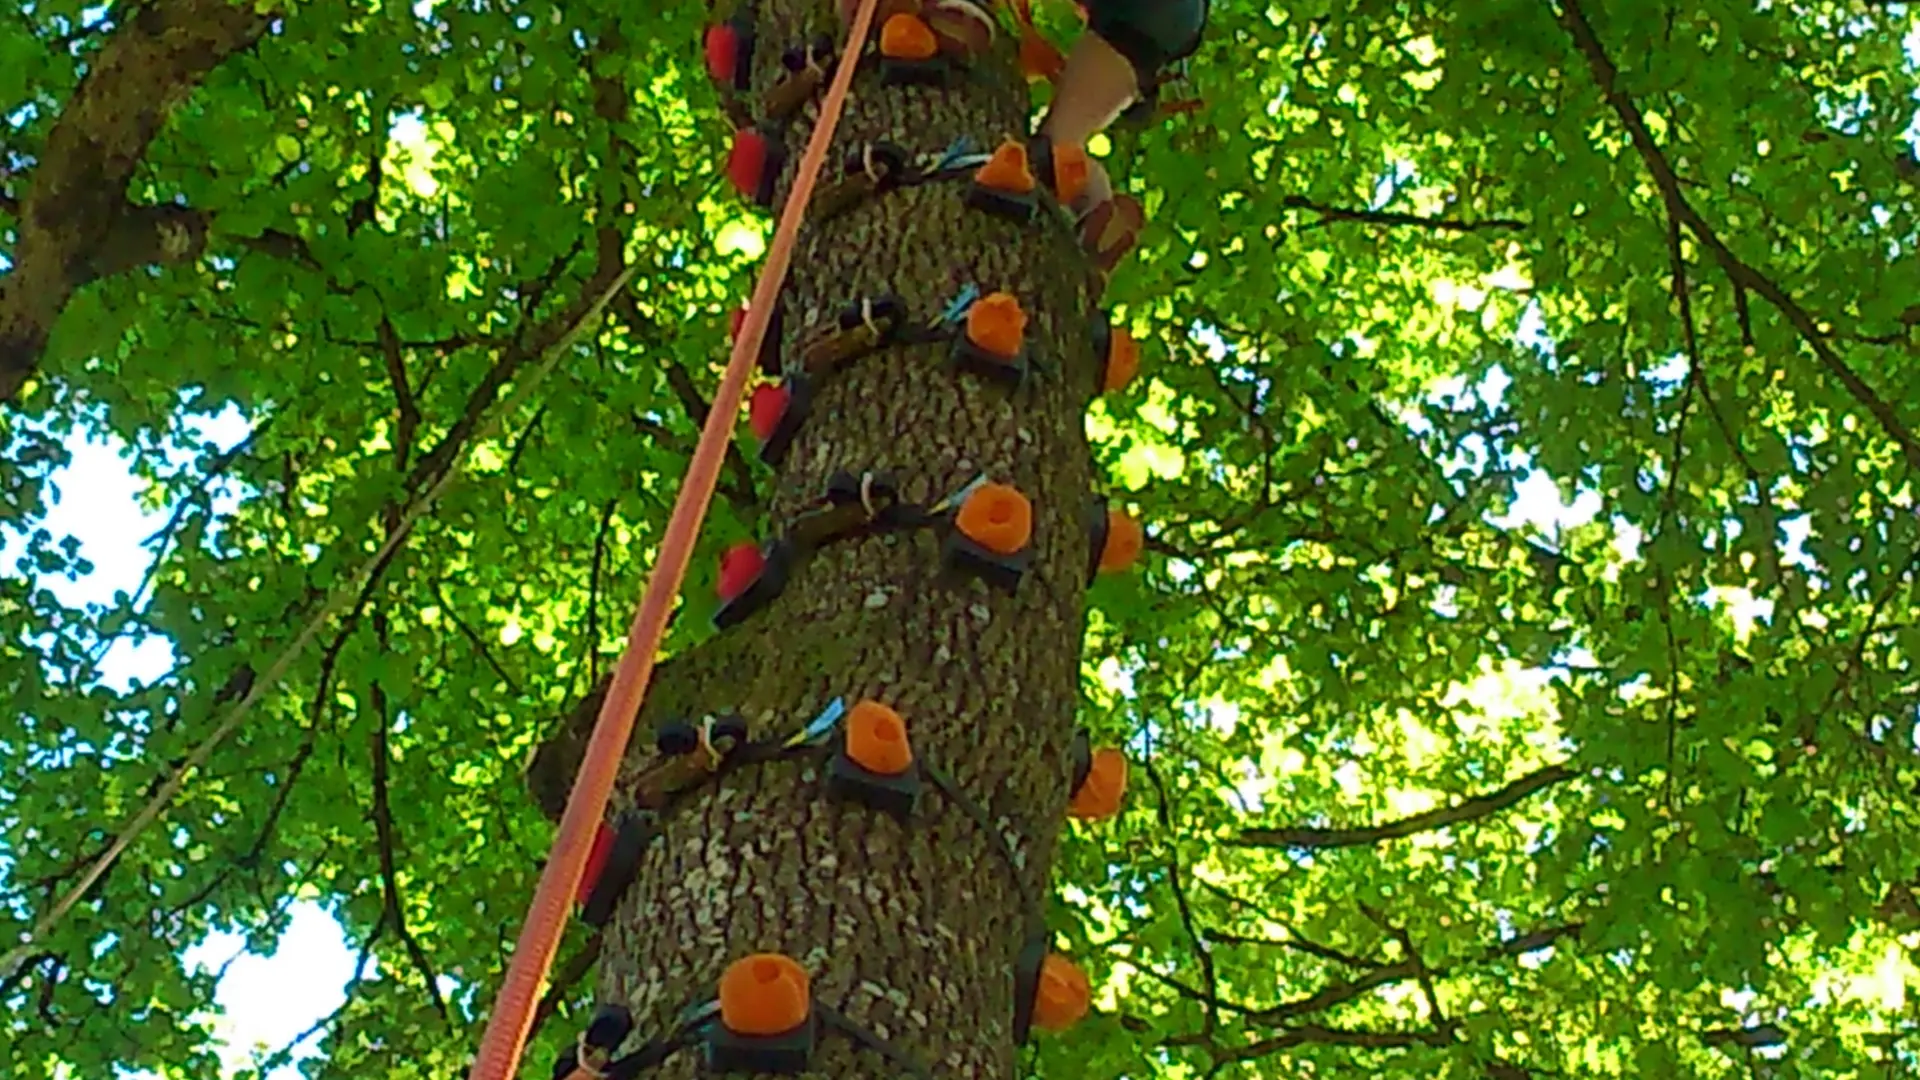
[1038,30,1142,147]
[1039,0,1209,146]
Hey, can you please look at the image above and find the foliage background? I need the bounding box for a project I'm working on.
[4,0,1920,1077]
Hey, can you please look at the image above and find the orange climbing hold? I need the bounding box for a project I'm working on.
[880,13,938,59]
[965,292,1027,361]
[1098,510,1143,573]
[719,953,812,1036]
[846,699,914,776]
[974,139,1035,194]
[1067,747,1127,820]
[1032,953,1091,1031]
[955,483,1033,555]
[1102,327,1139,392]
[1051,143,1091,208]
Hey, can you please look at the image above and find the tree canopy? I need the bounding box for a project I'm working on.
[4,0,1920,1077]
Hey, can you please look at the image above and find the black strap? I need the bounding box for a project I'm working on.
[922,761,1038,914]
[819,1003,937,1079]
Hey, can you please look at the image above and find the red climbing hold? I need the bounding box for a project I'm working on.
[728,130,766,196]
[719,541,767,602]
[748,383,789,443]
[576,820,615,906]
[728,128,780,206]
[706,24,742,86]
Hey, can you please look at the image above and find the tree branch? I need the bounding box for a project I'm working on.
[403,224,627,497]
[0,0,274,400]
[1555,0,1920,473]
[1143,748,1220,1039]
[1236,763,1575,849]
[380,316,421,471]
[434,584,523,696]
[1702,1023,1787,1049]
[1283,195,1525,234]
[368,646,449,1023]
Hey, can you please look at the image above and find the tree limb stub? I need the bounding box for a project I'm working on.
[0,0,272,403]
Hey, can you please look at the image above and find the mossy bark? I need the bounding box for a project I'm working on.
[560,5,1100,1077]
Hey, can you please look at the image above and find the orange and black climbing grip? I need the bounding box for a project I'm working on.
[1013,932,1093,1041]
[710,953,817,1071]
[966,138,1039,221]
[1033,952,1092,1032]
[951,291,1029,388]
[944,481,1034,593]
[1026,135,1092,209]
[827,699,922,816]
[1084,496,1145,582]
[877,11,946,85]
[1089,311,1141,394]
[1067,729,1127,821]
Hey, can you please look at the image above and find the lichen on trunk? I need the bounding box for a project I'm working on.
[556,4,1102,1076]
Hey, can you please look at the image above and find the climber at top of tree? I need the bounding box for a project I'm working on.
[1035,0,1209,210]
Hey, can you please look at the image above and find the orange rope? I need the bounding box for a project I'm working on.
[462,1,884,1078]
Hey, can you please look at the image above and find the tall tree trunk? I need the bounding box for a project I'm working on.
[561,4,1102,1077]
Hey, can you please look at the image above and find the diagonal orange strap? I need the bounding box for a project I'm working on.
[463,1,885,1077]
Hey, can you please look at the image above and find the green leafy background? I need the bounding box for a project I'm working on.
[3,0,1919,1077]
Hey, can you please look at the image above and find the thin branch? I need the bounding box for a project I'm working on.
[380,316,421,471]
[582,499,619,693]
[1193,881,1380,970]
[1142,749,1220,1038]
[82,419,274,672]
[261,921,382,1071]
[434,584,524,696]
[1236,763,1575,849]
[1208,1024,1449,1075]
[609,291,758,513]
[404,224,626,497]
[1556,0,1920,473]
[1360,902,1451,1039]
[1283,195,1525,234]
[369,616,449,1023]
[505,404,548,476]
[1702,1023,1788,1049]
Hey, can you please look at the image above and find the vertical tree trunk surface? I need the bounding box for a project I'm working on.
[588,3,1101,1078]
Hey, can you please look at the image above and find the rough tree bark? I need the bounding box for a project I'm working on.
[531,4,1105,1078]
